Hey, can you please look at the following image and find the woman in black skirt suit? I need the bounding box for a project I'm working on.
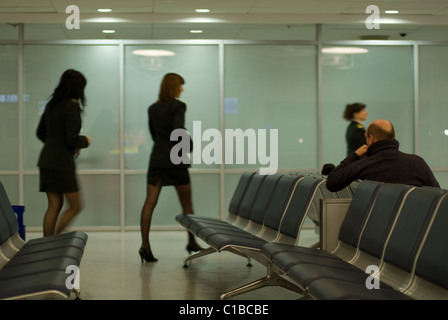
[139,73,203,262]
[36,69,91,237]
[343,102,368,155]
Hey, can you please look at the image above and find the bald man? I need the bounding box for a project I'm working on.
[326,119,440,192]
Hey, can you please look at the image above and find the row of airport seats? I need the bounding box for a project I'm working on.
[177,171,448,300]
[176,171,355,299]
[0,181,88,300]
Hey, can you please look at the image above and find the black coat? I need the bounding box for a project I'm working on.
[327,139,440,192]
[148,98,191,168]
[36,99,89,171]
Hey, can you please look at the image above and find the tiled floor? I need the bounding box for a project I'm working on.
[29,229,319,300]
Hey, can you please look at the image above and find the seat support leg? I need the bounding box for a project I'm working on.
[219,263,306,300]
[226,247,252,267]
[183,247,216,268]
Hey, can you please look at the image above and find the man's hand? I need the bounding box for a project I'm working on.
[355,144,368,157]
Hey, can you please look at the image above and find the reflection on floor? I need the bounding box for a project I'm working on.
[30,229,319,300]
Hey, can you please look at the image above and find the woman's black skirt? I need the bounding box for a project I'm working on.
[39,168,79,193]
[147,167,190,186]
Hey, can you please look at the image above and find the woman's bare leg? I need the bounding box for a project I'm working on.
[55,191,82,234]
[43,192,64,237]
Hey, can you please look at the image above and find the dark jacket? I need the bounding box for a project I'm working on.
[326,139,440,192]
[346,120,366,155]
[148,98,191,168]
[37,99,89,171]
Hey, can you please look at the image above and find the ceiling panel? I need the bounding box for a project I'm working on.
[0,0,448,41]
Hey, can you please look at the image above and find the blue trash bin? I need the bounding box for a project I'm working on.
[12,205,26,241]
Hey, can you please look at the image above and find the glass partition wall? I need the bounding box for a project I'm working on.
[1,24,448,231]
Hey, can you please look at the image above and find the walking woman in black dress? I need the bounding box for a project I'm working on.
[139,73,203,263]
[37,69,91,237]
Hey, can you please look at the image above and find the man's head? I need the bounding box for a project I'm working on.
[365,119,395,146]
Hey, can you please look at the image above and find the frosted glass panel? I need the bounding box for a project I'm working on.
[124,45,220,170]
[125,173,220,227]
[0,175,19,205]
[0,25,18,40]
[75,174,121,227]
[322,46,414,167]
[23,45,120,170]
[0,45,18,170]
[433,172,448,190]
[224,45,317,171]
[418,46,448,168]
[23,174,120,228]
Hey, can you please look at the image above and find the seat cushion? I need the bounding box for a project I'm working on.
[307,278,412,300]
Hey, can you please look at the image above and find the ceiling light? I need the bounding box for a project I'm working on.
[195,9,210,13]
[180,17,225,23]
[102,30,115,34]
[322,47,369,54]
[98,9,112,13]
[190,30,203,34]
[85,17,129,23]
[132,49,176,57]
[385,10,399,14]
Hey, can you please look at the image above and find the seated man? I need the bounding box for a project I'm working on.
[326,119,440,192]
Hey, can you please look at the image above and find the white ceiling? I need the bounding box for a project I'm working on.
[1,0,448,41]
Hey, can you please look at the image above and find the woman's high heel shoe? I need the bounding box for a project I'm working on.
[186,243,205,254]
[139,247,158,263]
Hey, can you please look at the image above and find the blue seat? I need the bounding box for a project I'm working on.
[175,171,257,229]
[0,181,88,299]
[219,176,327,299]
[405,194,448,299]
[305,185,447,299]
[262,180,384,268]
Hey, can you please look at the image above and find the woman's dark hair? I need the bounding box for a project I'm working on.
[343,102,366,121]
[48,69,87,109]
[158,73,185,102]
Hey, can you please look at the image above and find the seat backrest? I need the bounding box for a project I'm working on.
[247,174,284,226]
[349,180,361,196]
[261,174,302,232]
[319,181,352,200]
[414,195,448,289]
[0,181,19,246]
[278,177,325,240]
[357,183,414,259]
[336,184,354,198]
[383,187,447,272]
[228,171,256,215]
[307,179,353,225]
[338,180,384,247]
[236,173,267,220]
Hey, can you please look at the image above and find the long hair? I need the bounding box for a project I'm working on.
[343,102,366,121]
[48,69,87,109]
[158,73,185,103]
